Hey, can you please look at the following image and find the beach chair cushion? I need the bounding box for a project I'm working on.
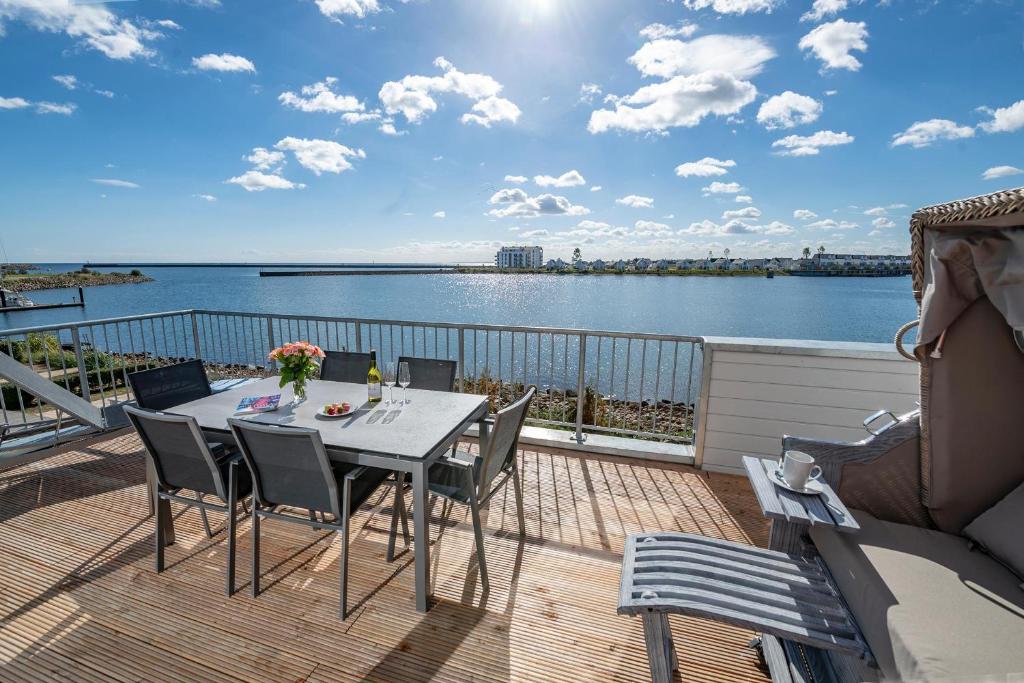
[923,296,1024,533]
[811,509,1024,682]
[964,479,1024,582]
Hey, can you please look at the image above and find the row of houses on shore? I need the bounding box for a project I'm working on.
[538,254,911,273]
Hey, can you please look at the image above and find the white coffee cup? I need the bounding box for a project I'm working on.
[780,450,822,490]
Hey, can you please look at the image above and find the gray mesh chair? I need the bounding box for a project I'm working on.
[128,360,212,410]
[320,351,370,384]
[227,418,398,619]
[425,387,534,590]
[396,356,458,392]
[124,405,252,596]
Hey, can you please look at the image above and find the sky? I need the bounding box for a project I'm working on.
[1,0,1022,264]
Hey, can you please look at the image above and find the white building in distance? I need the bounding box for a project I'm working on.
[495,246,543,269]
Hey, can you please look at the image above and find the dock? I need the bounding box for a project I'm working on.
[0,287,85,313]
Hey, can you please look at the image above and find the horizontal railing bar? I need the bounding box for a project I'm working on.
[0,310,194,337]
[194,309,703,344]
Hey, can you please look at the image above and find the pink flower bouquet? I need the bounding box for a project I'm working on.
[268,341,325,401]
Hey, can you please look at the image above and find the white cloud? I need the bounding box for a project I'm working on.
[192,53,255,73]
[590,186,602,192]
[616,194,654,208]
[773,130,854,156]
[95,89,115,98]
[799,19,868,71]
[588,72,757,134]
[983,165,1023,180]
[535,170,586,188]
[378,120,404,136]
[341,111,381,124]
[807,218,858,230]
[91,178,138,188]
[433,210,446,219]
[154,19,181,30]
[194,194,217,202]
[890,119,974,148]
[863,207,887,216]
[314,0,380,19]
[487,189,590,218]
[246,147,285,171]
[279,77,363,113]
[794,209,818,220]
[682,218,794,236]
[639,22,699,40]
[681,0,783,14]
[226,171,305,192]
[800,0,860,23]
[628,35,775,80]
[872,217,897,228]
[675,157,735,178]
[274,137,366,175]
[723,206,762,219]
[825,89,838,96]
[0,0,157,60]
[53,74,78,90]
[579,83,602,104]
[36,102,76,115]
[757,91,822,129]
[380,57,519,128]
[702,181,744,194]
[735,195,753,204]
[978,99,1024,134]
[634,220,673,236]
[461,95,521,127]
[0,96,30,109]
[520,229,548,239]
[504,175,528,184]
[576,220,611,230]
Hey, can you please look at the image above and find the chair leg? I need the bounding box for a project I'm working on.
[226,462,238,596]
[251,505,261,598]
[308,510,317,522]
[466,471,489,591]
[340,478,352,620]
[154,492,165,573]
[511,464,526,536]
[197,493,213,538]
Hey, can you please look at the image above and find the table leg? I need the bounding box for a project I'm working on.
[641,612,677,683]
[411,461,431,612]
[768,520,804,555]
[478,418,491,453]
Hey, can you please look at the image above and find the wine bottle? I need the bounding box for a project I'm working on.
[367,350,383,404]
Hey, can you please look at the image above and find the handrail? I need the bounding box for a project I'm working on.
[0,352,105,428]
[0,309,195,337]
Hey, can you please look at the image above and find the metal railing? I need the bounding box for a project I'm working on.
[0,309,703,444]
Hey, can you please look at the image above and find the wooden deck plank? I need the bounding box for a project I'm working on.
[0,432,771,682]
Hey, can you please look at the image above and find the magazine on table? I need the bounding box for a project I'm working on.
[235,394,281,414]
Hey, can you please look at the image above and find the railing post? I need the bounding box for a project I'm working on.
[573,334,587,443]
[457,327,465,393]
[71,327,92,403]
[354,322,363,352]
[190,311,202,360]
[266,316,276,371]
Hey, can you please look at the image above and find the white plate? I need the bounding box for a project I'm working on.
[770,465,825,495]
[317,405,355,419]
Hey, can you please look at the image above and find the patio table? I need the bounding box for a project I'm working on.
[166,376,490,612]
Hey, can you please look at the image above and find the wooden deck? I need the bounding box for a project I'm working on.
[0,431,770,682]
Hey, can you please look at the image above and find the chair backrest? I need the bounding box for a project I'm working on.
[227,418,340,517]
[397,356,458,392]
[128,360,212,411]
[124,405,226,499]
[320,351,370,384]
[477,387,535,496]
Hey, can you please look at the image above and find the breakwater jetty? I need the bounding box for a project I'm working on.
[260,269,452,277]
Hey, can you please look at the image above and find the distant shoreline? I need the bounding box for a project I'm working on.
[259,267,784,277]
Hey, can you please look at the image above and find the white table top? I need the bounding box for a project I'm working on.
[172,377,488,460]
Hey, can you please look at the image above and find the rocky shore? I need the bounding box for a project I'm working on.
[4,270,153,292]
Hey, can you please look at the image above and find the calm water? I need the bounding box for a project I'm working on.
[1,265,918,343]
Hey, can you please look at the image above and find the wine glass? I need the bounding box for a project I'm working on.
[398,361,411,404]
[383,362,397,404]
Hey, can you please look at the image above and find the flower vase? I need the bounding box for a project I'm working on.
[292,378,308,405]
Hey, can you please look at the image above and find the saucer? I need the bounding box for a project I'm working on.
[770,465,824,495]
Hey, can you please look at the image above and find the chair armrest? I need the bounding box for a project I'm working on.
[344,466,370,481]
